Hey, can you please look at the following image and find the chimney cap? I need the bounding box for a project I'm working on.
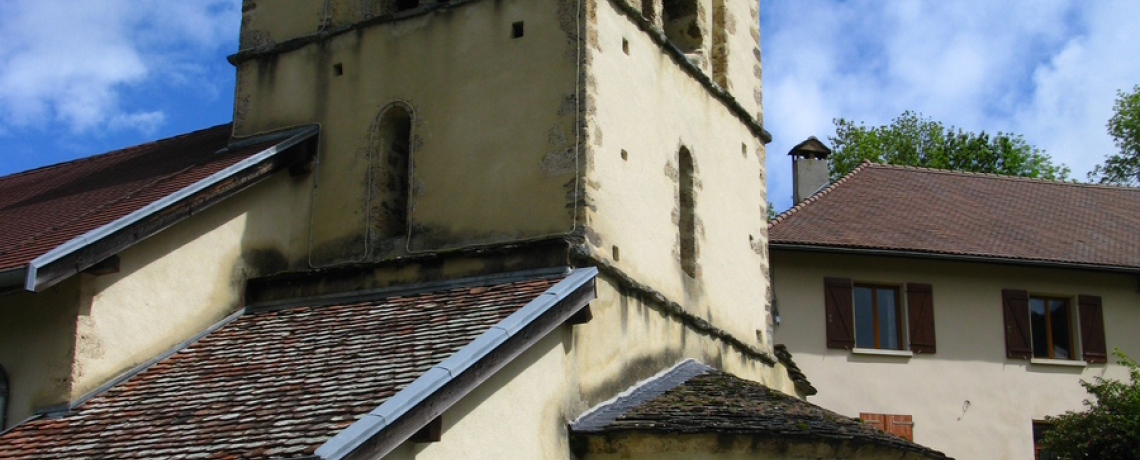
[788,137,831,160]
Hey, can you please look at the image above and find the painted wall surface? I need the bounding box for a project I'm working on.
[772,250,1140,460]
[0,277,81,427]
[584,0,772,352]
[385,274,796,460]
[69,172,311,400]
[235,0,581,265]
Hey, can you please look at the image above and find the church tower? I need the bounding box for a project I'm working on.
[232,0,789,392]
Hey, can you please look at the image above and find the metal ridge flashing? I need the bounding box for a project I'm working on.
[23,125,319,292]
[315,267,598,460]
[571,359,711,433]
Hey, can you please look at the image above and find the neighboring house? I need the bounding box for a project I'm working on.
[770,150,1140,460]
[0,1,947,459]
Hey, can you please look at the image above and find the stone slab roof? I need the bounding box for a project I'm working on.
[0,124,279,272]
[769,163,1140,270]
[0,275,563,459]
[571,360,948,459]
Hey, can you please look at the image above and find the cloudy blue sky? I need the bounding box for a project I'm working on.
[1,1,1138,214]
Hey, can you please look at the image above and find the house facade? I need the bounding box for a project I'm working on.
[0,0,947,459]
[770,160,1140,460]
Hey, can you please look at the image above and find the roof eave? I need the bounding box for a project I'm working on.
[316,267,598,460]
[22,125,319,293]
[769,242,1140,275]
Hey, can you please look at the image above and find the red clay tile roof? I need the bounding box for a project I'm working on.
[572,360,948,459]
[0,275,562,459]
[769,163,1140,269]
[0,124,281,272]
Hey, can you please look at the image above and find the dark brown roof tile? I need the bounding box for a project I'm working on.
[0,124,282,272]
[769,163,1140,269]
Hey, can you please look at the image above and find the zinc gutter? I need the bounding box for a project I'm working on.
[315,267,598,460]
[769,243,1140,275]
[23,126,319,292]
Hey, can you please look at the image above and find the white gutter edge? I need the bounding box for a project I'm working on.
[23,126,319,292]
[314,267,598,460]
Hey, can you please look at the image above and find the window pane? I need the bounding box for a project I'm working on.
[877,288,899,350]
[854,286,874,349]
[1049,300,1072,359]
[1030,298,1048,358]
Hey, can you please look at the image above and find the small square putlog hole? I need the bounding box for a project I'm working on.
[512,21,524,38]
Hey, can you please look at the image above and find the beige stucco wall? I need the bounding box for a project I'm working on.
[0,277,82,427]
[772,250,1140,460]
[584,0,771,352]
[235,0,581,266]
[69,171,311,400]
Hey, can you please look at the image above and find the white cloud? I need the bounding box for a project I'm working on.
[0,0,239,134]
[761,1,1140,212]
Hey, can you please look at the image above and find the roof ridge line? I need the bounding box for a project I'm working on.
[0,123,232,182]
[245,266,573,313]
[569,359,712,432]
[769,160,874,227]
[869,162,1140,190]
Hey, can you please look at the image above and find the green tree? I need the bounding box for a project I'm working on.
[1089,85,1140,186]
[1039,349,1140,459]
[828,111,1070,181]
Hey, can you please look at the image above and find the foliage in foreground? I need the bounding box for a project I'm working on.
[828,111,1070,181]
[1088,85,1140,186]
[1039,349,1140,460]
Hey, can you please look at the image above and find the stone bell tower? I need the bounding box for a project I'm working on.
[232,0,787,388]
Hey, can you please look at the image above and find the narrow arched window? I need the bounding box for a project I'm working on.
[678,147,697,278]
[710,0,728,87]
[662,0,702,53]
[374,106,412,240]
[0,365,9,429]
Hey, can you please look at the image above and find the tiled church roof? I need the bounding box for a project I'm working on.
[0,124,244,271]
[0,275,564,459]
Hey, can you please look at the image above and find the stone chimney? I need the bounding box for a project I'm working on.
[789,137,831,204]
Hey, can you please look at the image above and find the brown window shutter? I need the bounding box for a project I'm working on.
[1078,295,1107,363]
[859,412,885,429]
[860,413,914,442]
[906,283,936,353]
[1002,289,1032,359]
[824,277,855,349]
[887,414,915,441]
